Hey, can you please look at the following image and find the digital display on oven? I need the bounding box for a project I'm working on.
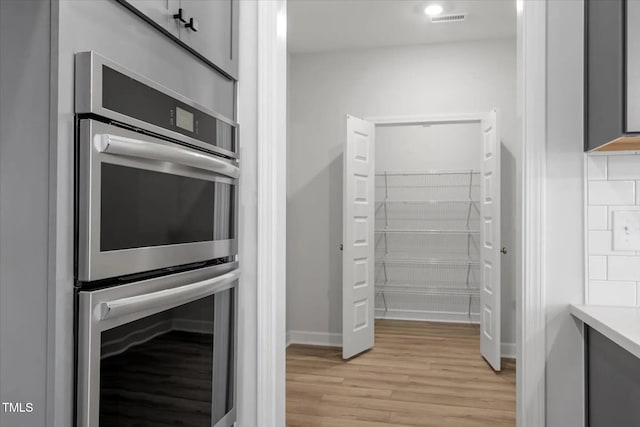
[176,107,194,132]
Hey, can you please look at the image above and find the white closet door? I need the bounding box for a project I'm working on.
[342,114,376,360]
[480,109,502,372]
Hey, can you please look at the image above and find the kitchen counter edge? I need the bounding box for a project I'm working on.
[571,304,640,360]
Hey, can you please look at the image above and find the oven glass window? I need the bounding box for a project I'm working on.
[100,163,235,251]
[99,289,234,426]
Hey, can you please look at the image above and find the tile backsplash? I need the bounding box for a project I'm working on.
[586,154,640,306]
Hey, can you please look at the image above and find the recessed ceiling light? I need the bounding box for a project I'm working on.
[424,4,444,16]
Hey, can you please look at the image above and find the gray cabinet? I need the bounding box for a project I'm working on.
[179,0,238,80]
[125,0,180,38]
[117,0,238,80]
[585,0,640,151]
[587,327,640,426]
[626,1,640,132]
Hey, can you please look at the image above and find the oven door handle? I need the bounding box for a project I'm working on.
[96,133,240,179]
[97,269,240,321]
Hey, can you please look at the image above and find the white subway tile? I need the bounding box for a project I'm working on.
[588,181,635,205]
[608,206,640,229]
[587,156,608,180]
[589,281,637,306]
[588,206,608,230]
[637,283,640,307]
[608,155,640,180]
[589,256,607,280]
[588,230,637,256]
[588,230,613,255]
[636,181,640,205]
[608,256,640,281]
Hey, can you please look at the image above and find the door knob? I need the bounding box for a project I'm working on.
[500,247,508,255]
[339,244,343,251]
[185,17,199,32]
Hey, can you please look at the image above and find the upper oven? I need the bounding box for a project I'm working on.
[75,52,239,283]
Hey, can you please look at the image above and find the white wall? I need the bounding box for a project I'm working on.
[376,123,480,171]
[544,0,586,425]
[287,38,518,348]
[585,153,640,306]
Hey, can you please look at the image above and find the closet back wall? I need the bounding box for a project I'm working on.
[287,38,518,349]
[376,123,480,171]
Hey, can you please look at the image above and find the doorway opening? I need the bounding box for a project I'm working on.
[286,1,518,425]
[341,112,502,370]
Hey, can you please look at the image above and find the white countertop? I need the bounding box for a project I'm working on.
[570,304,640,359]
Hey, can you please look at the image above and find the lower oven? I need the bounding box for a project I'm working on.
[76,263,239,427]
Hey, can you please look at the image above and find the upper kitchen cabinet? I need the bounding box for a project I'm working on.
[626,1,640,133]
[124,0,180,38]
[585,0,640,151]
[179,0,238,80]
[117,0,239,80]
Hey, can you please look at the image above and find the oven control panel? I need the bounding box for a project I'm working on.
[75,51,237,159]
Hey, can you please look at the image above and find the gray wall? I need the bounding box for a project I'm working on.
[0,1,53,426]
[287,38,519,349]
[545,0,586,425]
[51,3,234,426]
[2,1,244,426]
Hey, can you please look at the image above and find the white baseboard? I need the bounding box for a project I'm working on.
[375,310,480,324]
[501,342,516,359]
[287,330,341,347]
[287,328,517,360]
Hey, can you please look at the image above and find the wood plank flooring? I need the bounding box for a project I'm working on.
[286,320,516,427]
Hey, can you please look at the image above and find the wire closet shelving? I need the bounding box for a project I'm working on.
[374,170,481,323]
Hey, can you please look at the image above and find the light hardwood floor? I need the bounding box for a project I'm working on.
[286,319,516,427]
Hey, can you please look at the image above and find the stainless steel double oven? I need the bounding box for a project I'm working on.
[75,52,239,427]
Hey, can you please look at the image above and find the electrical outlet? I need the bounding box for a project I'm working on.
[613,211,640,251]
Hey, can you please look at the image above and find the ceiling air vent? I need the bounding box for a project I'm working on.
[431,14,466,24]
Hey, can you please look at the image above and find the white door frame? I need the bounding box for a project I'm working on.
[366,111,502,366]
[255,0,547,426]
[366,113,488,126]
[256,0,287,426]
[518,0,547,426]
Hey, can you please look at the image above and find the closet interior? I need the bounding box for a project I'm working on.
[374,121,482,324]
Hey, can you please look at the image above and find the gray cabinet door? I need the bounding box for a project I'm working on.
[626,0,640,132]
[124,0,181,38]
[179,0,238,79]
[585,0,625,151]
[587,327,640,426]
